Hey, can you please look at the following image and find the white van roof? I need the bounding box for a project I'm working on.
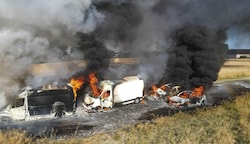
[122,76,140,81]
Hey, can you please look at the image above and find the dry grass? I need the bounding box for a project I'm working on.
[218,59,250,80]
[0,130,32,144]
[1,59,250,143]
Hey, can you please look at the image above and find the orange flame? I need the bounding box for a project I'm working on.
[151,84,171,96]
[151,85,158,96]
[102,91,110,99]
[179,91,189,98]
[89,72,101,97]
[70,77,84,101]
[190,86,204,98]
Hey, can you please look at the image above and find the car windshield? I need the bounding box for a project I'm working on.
[11,98,24,108]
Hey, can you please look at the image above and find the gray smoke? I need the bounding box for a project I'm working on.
[152,0,250,48]
[0,0,103,108]
[1,0,250,108]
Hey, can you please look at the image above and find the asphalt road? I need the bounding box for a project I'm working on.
[1,79,250,138]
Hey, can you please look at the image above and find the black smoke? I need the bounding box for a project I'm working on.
[84,0,250,91]
[75,33,114,79]
[1,0,250,108]
[94,2,143,44]
[161,26,228,90]
[77,1,232,90]
[74,2,143,80]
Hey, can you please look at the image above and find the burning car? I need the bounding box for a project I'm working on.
[151,84,206,108]
[82,76,144,111]
[151,84,183,98]
[167,86,206,108]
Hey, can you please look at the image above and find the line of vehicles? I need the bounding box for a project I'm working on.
[0,76,207,123]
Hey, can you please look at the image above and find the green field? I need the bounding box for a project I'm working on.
[1,59,250,144]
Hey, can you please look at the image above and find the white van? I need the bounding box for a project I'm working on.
[82,76,144,110]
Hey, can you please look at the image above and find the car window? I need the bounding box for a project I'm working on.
[11,98,25,108]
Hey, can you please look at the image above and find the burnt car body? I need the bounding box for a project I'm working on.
[0,85,75,123]
[27,88,74,116]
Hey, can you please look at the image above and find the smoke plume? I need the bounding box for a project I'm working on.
[88,0,250,90]
[0,0,103,108]
[162,26,228,90]
[1,0,250,108]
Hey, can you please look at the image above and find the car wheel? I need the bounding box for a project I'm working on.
[200,99,206,106]
[0,116,14,125]
[52,101,66,118]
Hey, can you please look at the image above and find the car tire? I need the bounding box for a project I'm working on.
[52,101,66,118]
[0,116,14,125]
[200,99,206,106]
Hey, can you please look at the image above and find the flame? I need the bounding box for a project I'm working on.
[179,91,189,98]
[89,72,101,97]
[151,84,172,96]
[102,91,110,99]
[70,77,84,101]
[151,85,158,96]
[190,86,204,98]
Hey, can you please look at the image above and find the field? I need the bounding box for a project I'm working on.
[218,59,250,80]
[1,59,250,144]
